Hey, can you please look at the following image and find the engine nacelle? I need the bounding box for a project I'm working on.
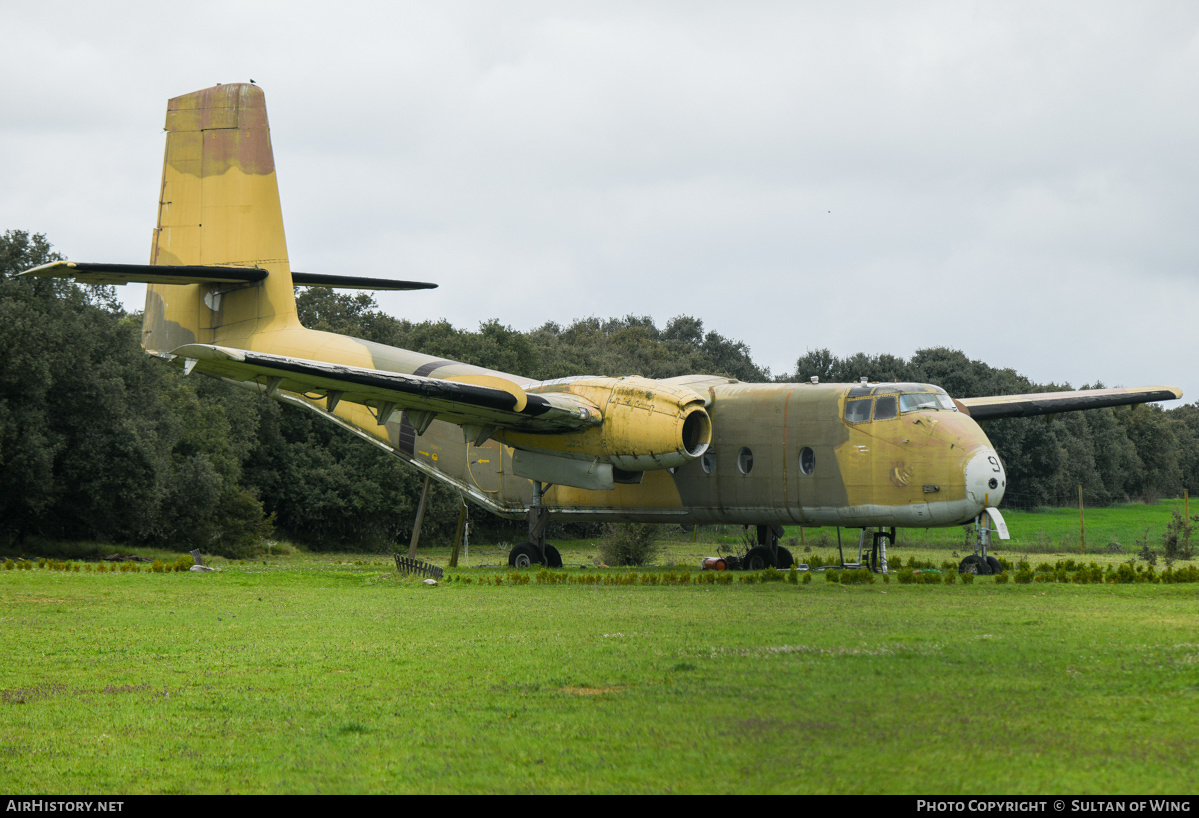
[498,376,712,471]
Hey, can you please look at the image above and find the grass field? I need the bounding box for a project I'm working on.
[3,518,1198,794]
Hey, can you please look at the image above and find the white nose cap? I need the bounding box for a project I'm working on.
[966,449,1006,508]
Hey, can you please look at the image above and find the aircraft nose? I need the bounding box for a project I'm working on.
[965,448,1006,509]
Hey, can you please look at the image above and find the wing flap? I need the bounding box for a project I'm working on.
[958,386,1182,420]
[171,344,600,432]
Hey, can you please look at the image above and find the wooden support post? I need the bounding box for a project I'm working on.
[407,474,432,559]
[448,499,468,568]
[1078,484,1086,554]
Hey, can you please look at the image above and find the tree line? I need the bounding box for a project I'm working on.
[2,230,1195,555]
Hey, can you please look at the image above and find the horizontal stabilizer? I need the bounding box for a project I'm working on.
[958,386,1182,421]
[21,262,436,291]
[170,343,601,434]
[21,261,265,286]
[292,272,436,290]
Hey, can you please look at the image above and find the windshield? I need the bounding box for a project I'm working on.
[899,393,957,413]
[845,385,957,423]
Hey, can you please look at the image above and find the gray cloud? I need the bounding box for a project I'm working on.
[2,1,1195,399]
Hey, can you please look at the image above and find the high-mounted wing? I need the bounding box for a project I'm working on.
[957,386,1182,421]
[20,261,436,291]
[171,343,600,434]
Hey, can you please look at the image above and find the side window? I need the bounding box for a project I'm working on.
[873,395,898,421]
[845,399,871,423]
[737,447,754,474]
[799,447,815,475]
[701,451,716,474]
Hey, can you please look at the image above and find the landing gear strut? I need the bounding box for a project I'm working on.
[959,510,1007,575]
[845,527,893,573]
[509,482,563,568]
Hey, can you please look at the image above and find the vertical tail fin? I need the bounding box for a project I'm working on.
[143,83,299,354]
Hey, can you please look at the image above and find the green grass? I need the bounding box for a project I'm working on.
[887,500,1190,555]
[3,550,1198,793]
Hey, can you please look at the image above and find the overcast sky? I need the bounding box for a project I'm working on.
[3,1,1196,403]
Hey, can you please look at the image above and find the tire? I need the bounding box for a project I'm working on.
[985,556,1003,575]
[508,542,543,568]
[775,546,795,569]
[958,555,983,575]
[744,545,777,571]
[544,544,563,569]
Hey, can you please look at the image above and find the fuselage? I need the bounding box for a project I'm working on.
[263,326,1006,529]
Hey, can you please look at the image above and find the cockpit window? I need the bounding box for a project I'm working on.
[846,385,957,423]
[898,392,958,414]
[845,399,871,423]
[873,396,898,420]
[899,393,940,413]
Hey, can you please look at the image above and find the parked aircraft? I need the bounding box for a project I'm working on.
[23,84,1182,572]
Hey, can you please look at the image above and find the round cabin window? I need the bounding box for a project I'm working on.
[701,451,716,474]
[737,447,753,474]
[799,447,815,475]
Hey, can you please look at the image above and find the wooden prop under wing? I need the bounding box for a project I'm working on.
[171,343,601,433]
[957,386,1182,420]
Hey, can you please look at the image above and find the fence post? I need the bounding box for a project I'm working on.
[1078,484,1085,553]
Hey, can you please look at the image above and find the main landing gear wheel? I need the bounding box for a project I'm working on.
[985,555,1003,575]
[959,555,994,575]
[744,546,777,571]
[508,543,543,568]
[544,544,563,569]
[775,546,795,569]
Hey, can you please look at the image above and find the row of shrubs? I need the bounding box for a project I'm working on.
[804,554,967,570]
[443,559,1199,587]
[1013,560,1199,584]
[3,557,195,573]
[445,569,740,586]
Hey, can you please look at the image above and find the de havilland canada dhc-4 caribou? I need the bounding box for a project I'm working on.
[23,84,1183,573]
